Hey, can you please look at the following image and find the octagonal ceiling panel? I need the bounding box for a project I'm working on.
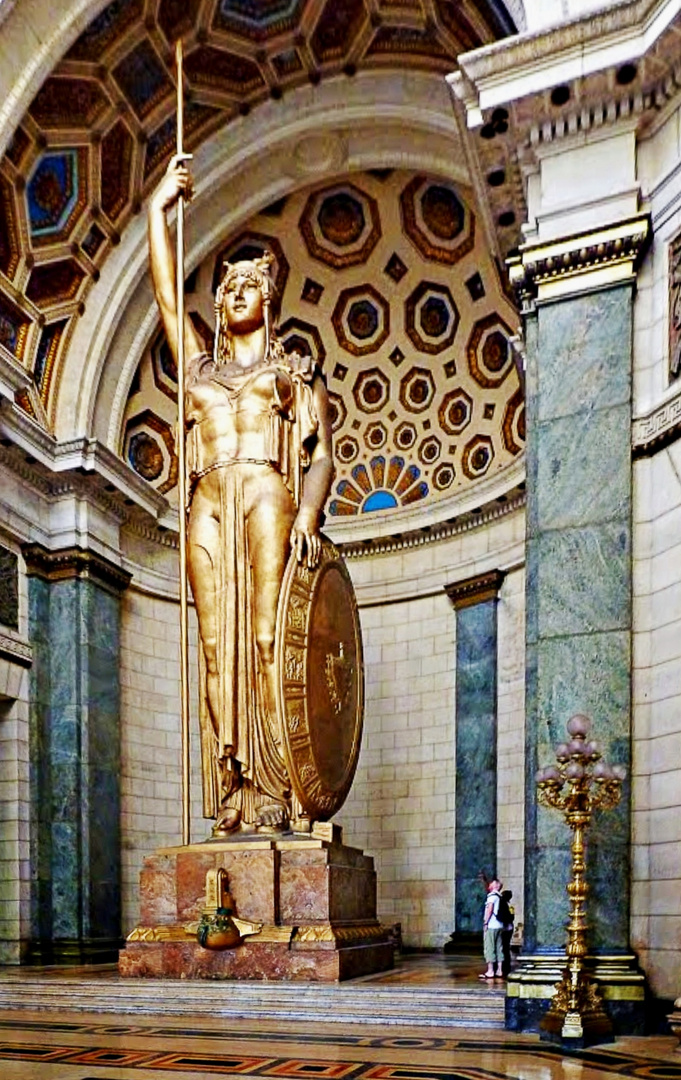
[122,168,523,523]
[123,408,178,495]
[300,183,381,270]
[0,0,516,430]
[213,0,307,41]
[401,175,474,265]
[26,148,88,246]
[405,281,459,355]
[333,284,390,356]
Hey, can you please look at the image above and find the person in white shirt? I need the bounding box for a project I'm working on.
[480,878,504,979]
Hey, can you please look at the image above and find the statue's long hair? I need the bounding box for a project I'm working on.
[213,251,285,366]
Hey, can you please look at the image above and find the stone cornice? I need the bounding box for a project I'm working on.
[508,215,651,302]
[338,491,525,559]
[455,0,679,114]
[445,569,506,609]
[22,543,132,595]
[448,0,681,269]
[632,384,681,455]
[0,399,173,537]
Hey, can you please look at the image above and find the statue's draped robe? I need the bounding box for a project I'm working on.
[184,351,319,822]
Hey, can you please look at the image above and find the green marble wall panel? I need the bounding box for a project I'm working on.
[28,572,123,962]
[455,599,498,933]
[524,283,633,956]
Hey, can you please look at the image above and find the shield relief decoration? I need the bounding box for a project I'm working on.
[275,536,364,822]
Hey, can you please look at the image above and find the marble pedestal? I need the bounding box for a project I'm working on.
[119,832,393,982]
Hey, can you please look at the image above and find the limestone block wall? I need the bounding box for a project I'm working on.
[630,107,681,1001]
[0,548,31,964]
[496,567,526,931]
[631,445,681,1000]
[338,588,458,948]
[338,507,525,948]
[120,506,526,946]
[119,588,204,933]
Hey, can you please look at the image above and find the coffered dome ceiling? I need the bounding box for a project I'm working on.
[0,0,517,420]
[0,0,524,535]
[122,168,524,521]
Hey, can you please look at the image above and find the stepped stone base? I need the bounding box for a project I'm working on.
[119,832,393,982]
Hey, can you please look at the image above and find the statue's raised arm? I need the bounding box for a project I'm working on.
[148,156,202,368]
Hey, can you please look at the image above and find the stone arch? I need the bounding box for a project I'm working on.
[57,71,471,446]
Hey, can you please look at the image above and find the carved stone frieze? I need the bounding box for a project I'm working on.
[338,489,525,559]
[632,384,681,457]
[508,216,651,304]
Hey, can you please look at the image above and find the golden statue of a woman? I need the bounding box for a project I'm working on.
[148,157,335,836]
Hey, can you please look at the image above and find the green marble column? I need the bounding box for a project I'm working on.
[446,572,504,938]
[23,545,131,964]
[524,283,633,956]
[507,217,650,1033]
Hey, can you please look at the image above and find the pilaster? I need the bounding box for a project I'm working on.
[23,543,131,964]
[446,571,504,939]
[506,220,649,1033]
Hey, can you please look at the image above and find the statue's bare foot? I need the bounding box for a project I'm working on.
[212,807,241,836]
[255,803,289,833]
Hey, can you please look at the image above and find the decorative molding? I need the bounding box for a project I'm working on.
[508,216,651,303]
[445,569,506,610]
[0,630,32,668]
[507,951,646,1002]
[22,543,132,595]
[0,346,32,400]
[455,0,681,117]
[449,0,681,271]
[669,226,681,382]
[0,400,170,519]
[338,490,525,559]
[123,520,179,549]
[632,386,681,456]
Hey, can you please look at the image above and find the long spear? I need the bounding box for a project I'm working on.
[175,39,191,847]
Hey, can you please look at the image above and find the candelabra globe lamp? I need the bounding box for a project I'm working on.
[536,713,627,1050]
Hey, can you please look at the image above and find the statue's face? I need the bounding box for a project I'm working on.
[222,268,265,333]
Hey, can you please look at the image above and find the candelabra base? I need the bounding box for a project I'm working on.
[539,975,614,1049]
[540,1007,613,1050]
[505,952,647,1039]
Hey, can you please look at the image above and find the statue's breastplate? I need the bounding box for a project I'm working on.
[186,365,294,478]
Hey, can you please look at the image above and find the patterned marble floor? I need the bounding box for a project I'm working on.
[0,1005,679,1080]
[0,957,679,1080]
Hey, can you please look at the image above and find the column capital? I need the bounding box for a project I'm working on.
[445,569,505,609]
[508,214,651,305]
[22,543,132,596]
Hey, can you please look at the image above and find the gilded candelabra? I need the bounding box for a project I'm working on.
[536,713,626,1047]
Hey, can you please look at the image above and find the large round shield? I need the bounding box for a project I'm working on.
[275,535,364,821]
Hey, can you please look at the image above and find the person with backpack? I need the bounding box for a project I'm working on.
[498,889,515,976]
[479,878,504,980]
